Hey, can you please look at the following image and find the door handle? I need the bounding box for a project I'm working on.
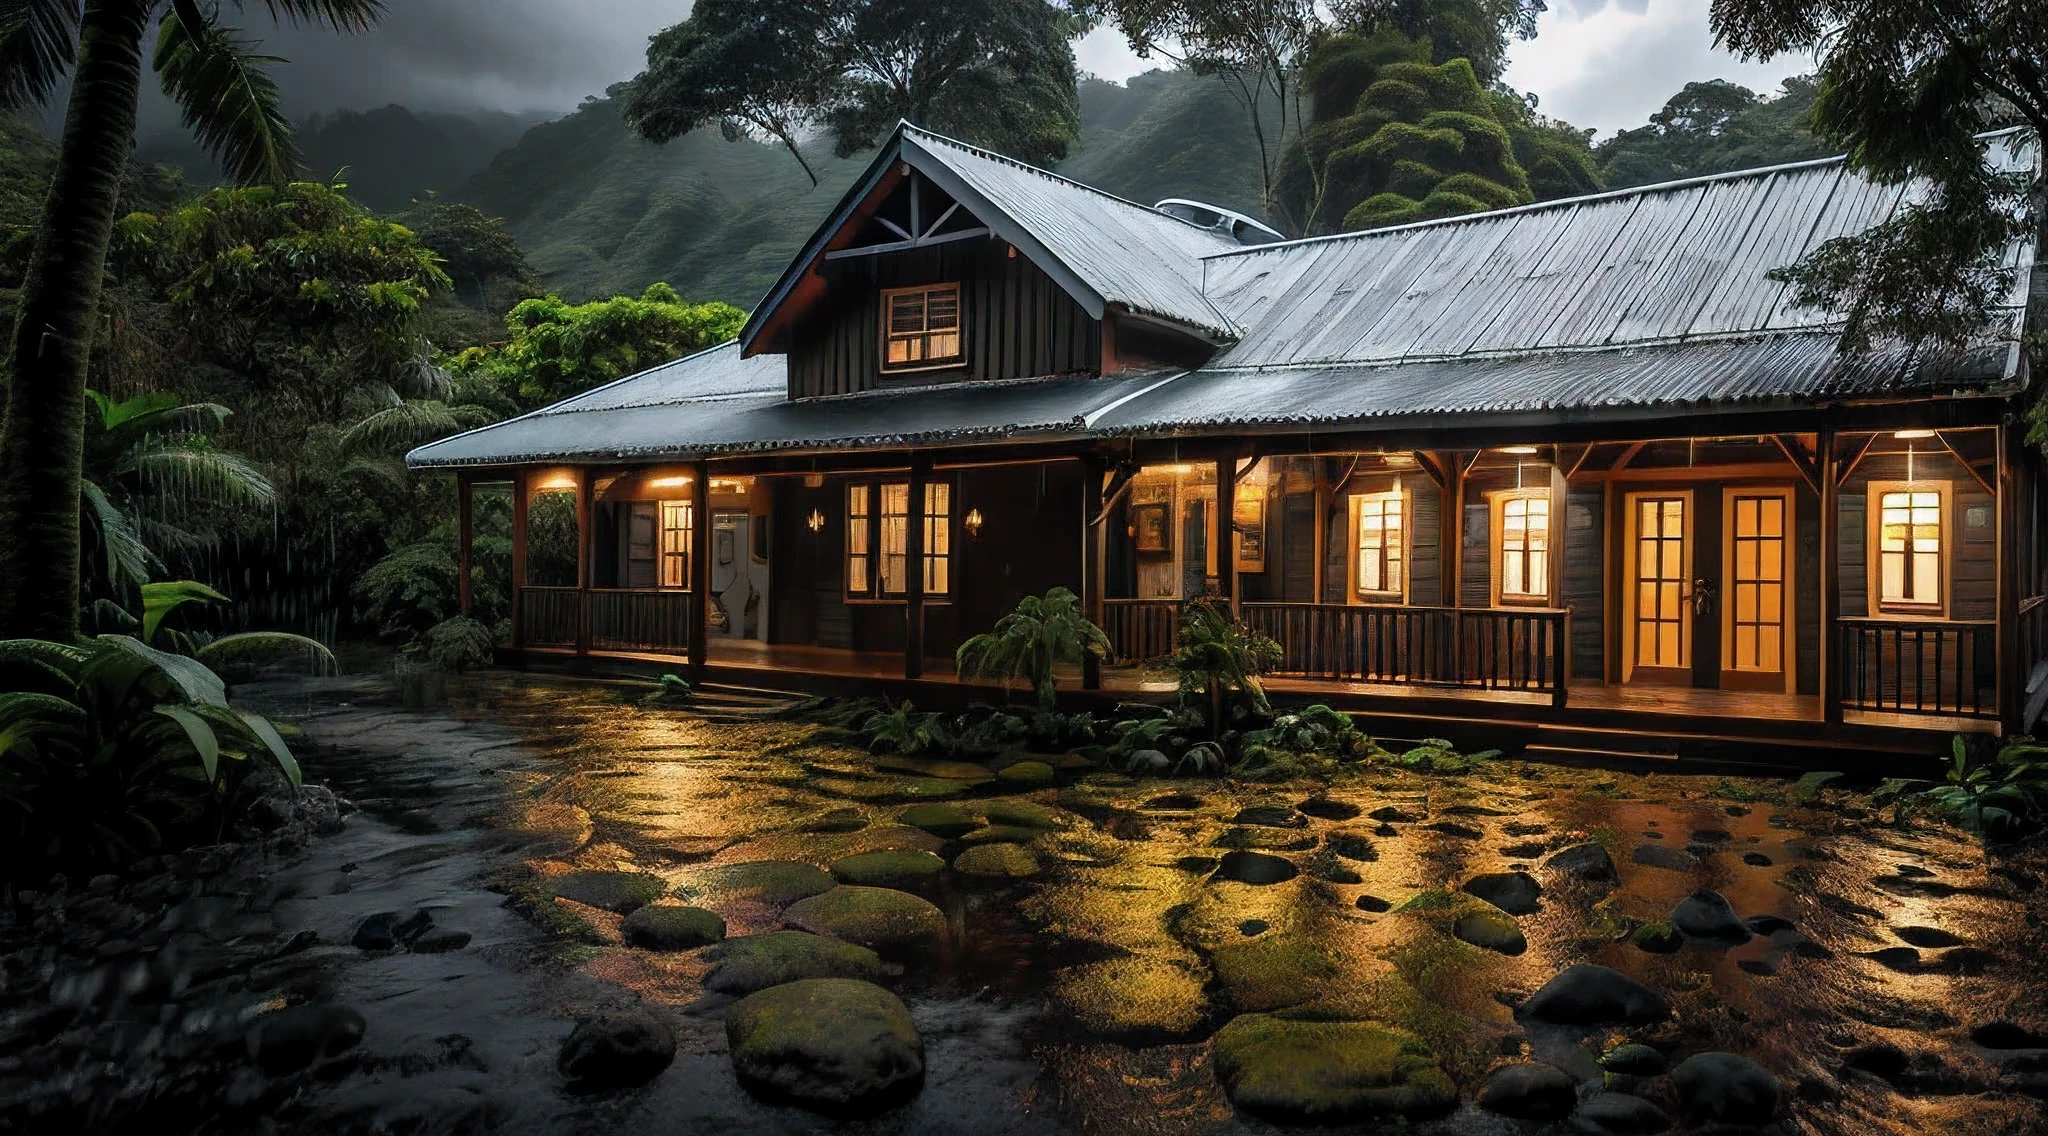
[1686,577,1716,617]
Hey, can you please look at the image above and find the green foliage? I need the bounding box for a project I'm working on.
[450,283,746,407]
[1383,737,1500,774]
[955,586,1111,711]
[641,673,694,706]
[397,195,538,313]
[861,701,944,755]
[1597,77,1829,189]
[353,540,464,640]
[1232,704,1372,780]
[1337,0,1544,85]
[1877,736,2048,844]
[1059,70,1270,221]
[423,615,496,674]
[0,635,303,881]
[1168,598,1283,731]
[625,0,1084,176]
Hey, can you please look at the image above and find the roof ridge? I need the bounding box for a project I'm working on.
[1205,125,2035,261]
[897,120,1226,237]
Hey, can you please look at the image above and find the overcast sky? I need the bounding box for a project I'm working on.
[202,0,1814,140]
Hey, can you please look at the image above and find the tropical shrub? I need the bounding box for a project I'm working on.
[955,587,1111,711]
[862,702,944,755]
[423,616,496,673]
[1233,704,1373,780]
[1877,736,2048,843]
[641,673,694,706]
[0,637,303,881]
[1381,736,1502,774]
[1169,599,1283,734]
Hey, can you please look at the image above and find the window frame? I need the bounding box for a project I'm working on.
[1490,487,1557,607]
[879,282,966,375]
[1345,486,1408,604]
[1866,479,1951,618]
[657,500,693,591]
[844,479,953,603]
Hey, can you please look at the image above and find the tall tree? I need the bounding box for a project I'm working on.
[1597,76,1829,189]
[1335,0,1544,85]
[1709,1,2046,353]
[0,0,382,641]
[624,0,1085,181]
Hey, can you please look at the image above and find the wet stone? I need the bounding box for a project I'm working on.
[1355,895,1392,913]
[1372,823,1400,837]
[1631,921,1683,953]
[1209,851,1298,886]
[1742,852,1773,866]
[686,861,836,907]
[978,800,1066,830]
[551,871,669,915]
[781,887,946,957]
[958,824,1042,846]
[1971,1022,2048,1050]
[410,928,472,953]
[1144,794,1203,811]
[1601,1042,1668,1076]
[1454,910,1527,956]
[1500,842,1547,859]
[952,843,1038,879]
[1210,1015,1456,1124]
[1231,805,1307,828]
[1670,891,1750,943]
[1895,925,1965,948]
[1326,833,1378,862]
[800,807,869,833]
[1690,828,1731,843]
[352,909,432,951]
[1423,822,1483,840]
[1520,964,1671,1026]
[702,932,882,996]
[726,979,923,1115]
[1368,806,1418,823]
[1575,1091,1671,1134]
[829,850,947,891]
[1462,871,1542,915]
[1745,915,1796,935]
[996,761,1056,788]
[1631,844,1698,872]
[559,1010,676,1092]
[1672,1052,1780,1126]
[1863,947,1922,973]
[1505,821,1549,837]
[1548,843,1617,881]
[621,905,725,951]
[1239,919,1269,936]
[1738,958,1779,976]
[1475,1062,1576,1120]
[247,1004,366,1075]
[1297,797,1360,821]
[897,803,979,839]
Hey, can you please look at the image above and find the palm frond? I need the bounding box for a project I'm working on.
[139,579,229,644]
[194,631,337,677]
[155,4,301,186]
[255,0,384,32]
[129,446,276,511]
[341,400,498,455]
[81,480,159,591]
[99,391,234,437]
[0,0,79,112]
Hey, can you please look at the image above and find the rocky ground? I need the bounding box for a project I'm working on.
[6,671,2048,1135]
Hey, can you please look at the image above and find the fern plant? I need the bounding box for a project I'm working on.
[1168,599,1283,735]
[1878,736,2048,843]
[955,587,1111,711]
[862,702,942,755]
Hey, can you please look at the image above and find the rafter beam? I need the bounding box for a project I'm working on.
[1935,430,1997,496]
[824,227,991,260]
[1769,434,1820,494]
[1836,434,1878,486]
[1609,440,1647,472]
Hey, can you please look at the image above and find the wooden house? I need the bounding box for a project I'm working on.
[409,123,2048,766]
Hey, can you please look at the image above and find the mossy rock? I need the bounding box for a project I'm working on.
[979,799,1067,830]
[897,803,980,839]
[959,824,1044,846]
[782,886,947,957]
[1210,1014,1456,1123]
[684,861,837,907]
[900,776,981,800]
[953,843,1039,880]
[1052,955,1208,1041]
[875,756,994,780]
[830,850,947,891]
[550,870,669,915]
[621,904,725,950]
[1632,921,1684,953]
[726,978,924,1113]
[799,807,870,833]
[996,761,1056,787]
[1211,827,1318,852]
[702,931,882,996]
[1210,932,1340,1012]
[1452,909,1527,955]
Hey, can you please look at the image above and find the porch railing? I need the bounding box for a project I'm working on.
[516,586,581,648]
[514,586,695,653]
[1102,599,1181,664]
[1836,616,1998,719]
[1241,602,1570,707]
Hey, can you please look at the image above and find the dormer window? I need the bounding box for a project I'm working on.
[882,283,963,372]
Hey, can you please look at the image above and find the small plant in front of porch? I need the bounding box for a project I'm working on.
[641,673,694,707]
[1877,736,2048,844]
[424,616,498,674]
[862,702,944,755]
[954,587,1111,711]
[1232,705,1372,781]
[1382,737,1503,774]
[1168,599,1283,737]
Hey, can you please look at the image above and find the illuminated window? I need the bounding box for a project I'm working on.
[1496,491,1552,603]
[881,283,963,372]
[659,500,692,589]
[847,480,951,599]
[1351,490,1404,600]
[1873,482,1947,613]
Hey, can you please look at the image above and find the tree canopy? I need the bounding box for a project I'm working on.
[624,0,1085,182]
[451,283,747,408]
[1597,76,1830,188]
[1336,0,1544,85]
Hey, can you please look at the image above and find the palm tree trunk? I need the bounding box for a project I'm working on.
[0,0,151,640]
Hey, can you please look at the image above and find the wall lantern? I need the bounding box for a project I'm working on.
[648,475,691,489]
[807,508,826,533]
[1894,429,1935,440]
[1498,445,1539,455]
[964,507,985,538]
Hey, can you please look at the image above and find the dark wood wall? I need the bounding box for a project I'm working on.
[1314,472,1442,605]
[787,240,1101,399]
[1838,450,1996,621]
[1562,483,1605,682]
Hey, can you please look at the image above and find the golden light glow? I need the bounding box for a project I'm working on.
[533,474,578,491]
[710,477,748,492]
[1152,463,1196,475]
[648,475,692,489]
[964,507,985,537]
[806,508,826,533]
[1499,445,1540,455]
[1894,429,1936,440]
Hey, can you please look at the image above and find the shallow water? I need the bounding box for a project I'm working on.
[252,673,2048,1135]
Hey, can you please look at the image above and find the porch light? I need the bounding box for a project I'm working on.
[534,474,578,491]
[1499,445,1539,455]
[710,477,745,491]
[1154,463,1196,474]
[649,475,692,489]
[964,507,985,537]
[807,508,826,533]
[1894,429,1936,440]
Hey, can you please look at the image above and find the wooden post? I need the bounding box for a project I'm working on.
[1997,420,2021,733]
[1441,451,1464,607]
[1216,454,1239,616]
[456,473,474,617]
[1818,428,1842,725]
[510,470,528,649]
[575,468,594,656]
[905,454,929,681]
[689,461,711,683]
[1082,455,1105,690]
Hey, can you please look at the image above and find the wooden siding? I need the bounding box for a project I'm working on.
[1562,484,1605,681]
[788,240,1101,399]
[1320,470,1440,605]
[1838,451,1994,620]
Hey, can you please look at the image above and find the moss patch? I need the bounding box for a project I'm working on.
[953,843,1039,879]
[959,824,1045,846]
[621,904,726,950]
[978,799,1066,830]
[683,861,837,907]
[897,803,980,839]
[782,886,947,957]
[725,978,924,1112]
[1210,1014,1456,1124]
[549,870,668,915]
[1209,932,1341,1012]
[829,850,946,890]
[1051,955,1209,1041]
[997,761,1056,788]
[702,931,882,995]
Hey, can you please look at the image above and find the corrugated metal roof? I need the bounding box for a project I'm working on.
[408,359,1179,467]
[1095,331,2019,436]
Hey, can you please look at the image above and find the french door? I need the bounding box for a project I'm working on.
[1719,487,1795,692]
[1624,492,1693,684]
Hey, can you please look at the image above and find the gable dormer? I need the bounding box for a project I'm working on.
[742,123,1240,400]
